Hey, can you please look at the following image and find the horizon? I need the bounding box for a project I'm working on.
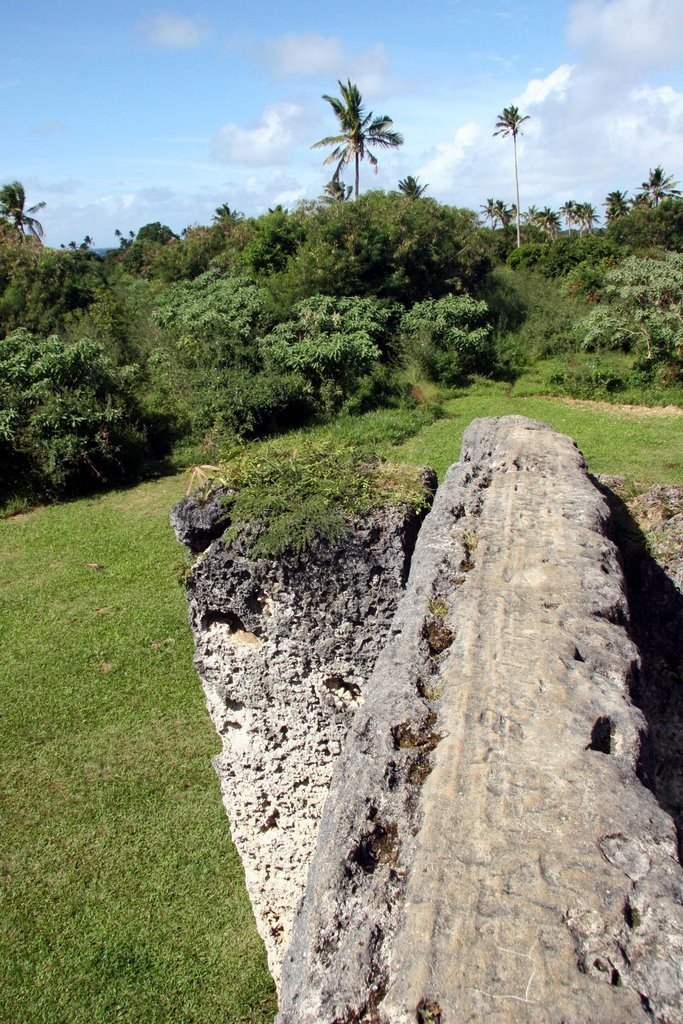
[2,0,682,248]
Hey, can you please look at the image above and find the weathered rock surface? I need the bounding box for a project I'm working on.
[277,417,683,1024]
[172,482,436,984]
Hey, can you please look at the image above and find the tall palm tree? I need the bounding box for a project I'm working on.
[319,179,353,203]
[537,206,561,239]
[576,201,599,234]
[480,198,497,227]
[603,190,630,223]
[398,175,428,198]
[0,180,46,241]
[493,105,530,248]
[560,200,579,236]
[312,79,404,198]
[492,198,513,228]
[637,166,681,207]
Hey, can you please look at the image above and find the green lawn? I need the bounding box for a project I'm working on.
[0,475,275,1024]
[392,380,683,484]
[1,387,681,1024]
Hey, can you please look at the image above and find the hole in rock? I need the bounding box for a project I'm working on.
[347,821,398,875]
[588,715,615,754]
[201,609,261,642]
[573,647,585,662]
[323,675,362,704]
[416,998,442,1023]
[624,899,642,929]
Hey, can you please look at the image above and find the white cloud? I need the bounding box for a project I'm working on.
[416,122,483,192]
[516,64,573,107]
[264,33,390,96]
[567,0,683,68]
[212,102,309,166]
[266,33,346,76]
[143,14,209,49]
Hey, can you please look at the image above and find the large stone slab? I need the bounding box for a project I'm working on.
[173,487,434,984]
[277,416,683,1024]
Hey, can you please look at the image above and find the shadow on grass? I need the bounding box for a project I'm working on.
[598,480,683,861]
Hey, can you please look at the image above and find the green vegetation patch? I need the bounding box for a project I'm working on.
[0,474,275,1024]
[217,432,431,557]
[391,379,683,485]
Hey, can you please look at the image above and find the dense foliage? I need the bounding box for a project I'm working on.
[1,182,681,509]
[0,329,145,499]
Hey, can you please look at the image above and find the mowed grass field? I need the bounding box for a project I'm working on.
[1,387,681,1024]
[0,474,275,1024]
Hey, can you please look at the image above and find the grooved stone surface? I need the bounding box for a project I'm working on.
[174,497,432,985]
[277,416,683,1024]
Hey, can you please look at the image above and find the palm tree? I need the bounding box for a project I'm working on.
[0,180,46,241]
[493,105,530,248]
[637,166,681,207]
[560,200,579,236]
[319,179,353,203]
[398,175,428,198]
[492,198,514,228]
[312,79,404,198]
[603,190,630,223]
[537,206,561,239]
[480,198,497,227]
[213,203,244,223]
[576,201,599,234]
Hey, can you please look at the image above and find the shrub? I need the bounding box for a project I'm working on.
[151,269,271,370]
[0,329,146,501]
[572,253,683,380]
[212,435,431,556]
[548,361,626,399]
[259,295,390,413]
[400,294,495,383]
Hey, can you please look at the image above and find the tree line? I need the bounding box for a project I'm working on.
[0,80,681,511]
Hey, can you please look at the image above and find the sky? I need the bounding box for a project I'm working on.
[1,0,682,248]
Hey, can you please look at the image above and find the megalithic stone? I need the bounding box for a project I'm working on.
[277,416,683,1024]
[172,474,436,986]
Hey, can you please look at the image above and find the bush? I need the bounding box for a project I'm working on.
[573,253,683,378]
[548,360,626,399]
[507,236,620,279]
[212,370,313,439]
[259,295,390,413]
[151,269,271,370]
[0,329,146,501]
[400,294,495,383]
[212,434,431,556]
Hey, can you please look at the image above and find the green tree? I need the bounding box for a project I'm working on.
[398,175,428,198]
[312,79,404,198]
[537,207,561,239]
[576,252,683,370]
[603,190,630,223]
[400,294,495,383]
[0,329,145,500]
[0,181,46,241]
[213,203,244,223]
[480,198,497,227]
[575,202,599,234]
[493,105,530,248]
[637,166,681,207]
[560,200,579,235]
[319,179,353,203]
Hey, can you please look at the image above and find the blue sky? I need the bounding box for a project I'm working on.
[2,0,682,247]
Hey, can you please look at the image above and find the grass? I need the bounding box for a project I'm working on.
[0,474,275,1024]
[391,378,683,483]
[1,380,681,1024]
